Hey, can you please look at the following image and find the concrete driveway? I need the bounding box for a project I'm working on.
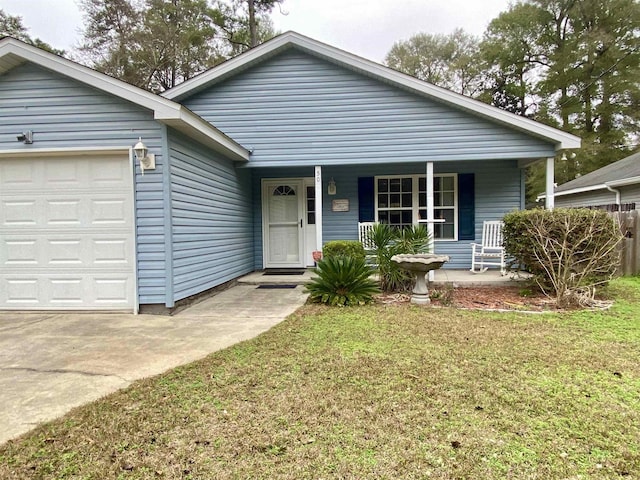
[0,284,308,445]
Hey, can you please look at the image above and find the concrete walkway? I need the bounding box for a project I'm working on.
[0,284,308,445]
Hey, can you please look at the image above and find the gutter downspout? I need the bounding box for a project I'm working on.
[605,184,621,207]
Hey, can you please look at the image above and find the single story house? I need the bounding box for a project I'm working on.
[550,151,640,210]
[0,32,580,312]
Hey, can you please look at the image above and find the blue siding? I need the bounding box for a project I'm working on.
[252,161,521,270]
[168,130,254,301]
[0,63,167,304]
[183,49,556,166]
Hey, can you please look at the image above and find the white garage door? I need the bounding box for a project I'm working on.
[0,153,135,310]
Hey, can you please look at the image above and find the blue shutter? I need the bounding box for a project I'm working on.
[458,174,475,240]
[358,177,375,222]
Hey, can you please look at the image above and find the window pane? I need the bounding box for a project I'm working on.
[419,209,427,221]
[307,212,315,225]
[434,177,441,190]
[419,193,426,207]
[434,191,442,207]
[402,193,412,207]
[442,192,455,206]
[378,178,389,193]
[401,210,412,224]
[390,211,402,225]
[442,224,454,238]
[378,194,388,208]
[378,211,389,223]
[390,194,401,207]
[442,176,454,190]
[390,178,401,192]
[307,199,314,212]
[401,177,412,192]
[419,176,426,191]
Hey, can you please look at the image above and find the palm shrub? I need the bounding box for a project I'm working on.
[366,223,431,292]
[305,256,380,306]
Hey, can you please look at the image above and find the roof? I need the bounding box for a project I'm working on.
[554,150,640,197]
[0,37,250,162]
[164,31,580,151]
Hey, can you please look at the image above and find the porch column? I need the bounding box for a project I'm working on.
[426,161,435,281]
[315,166,323,252]
[545,157,555,210]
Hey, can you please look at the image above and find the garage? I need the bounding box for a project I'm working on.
[0,152,136,310]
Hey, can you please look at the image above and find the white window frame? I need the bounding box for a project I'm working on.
[374,173,458,241]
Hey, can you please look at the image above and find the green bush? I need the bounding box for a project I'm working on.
[322,240,366,261]
[305,256,380,306]
[367,223,431,292]
[503,208,623,307]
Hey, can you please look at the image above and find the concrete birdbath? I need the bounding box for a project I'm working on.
[391,253,450,305]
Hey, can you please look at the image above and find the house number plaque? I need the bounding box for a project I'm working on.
[332,199,349,212]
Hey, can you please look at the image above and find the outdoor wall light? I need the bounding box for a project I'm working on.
[16,131,33,144]
[328,177,337,195]
[133,137,155,175]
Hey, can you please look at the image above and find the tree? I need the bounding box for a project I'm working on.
[479,3,546,116]
[77,0,279,92]
[385,29,486,97]
[0,8,64,55]
[477,0,640,201]
[212,0,279,53]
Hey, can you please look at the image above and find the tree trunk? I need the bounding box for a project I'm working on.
[248,0,257,47]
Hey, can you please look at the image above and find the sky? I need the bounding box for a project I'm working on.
[0,0,512,62]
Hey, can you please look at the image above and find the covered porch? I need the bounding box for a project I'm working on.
[251,158,556,273]
[237,268,529,287]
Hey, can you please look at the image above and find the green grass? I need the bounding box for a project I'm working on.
[2,278,640,479]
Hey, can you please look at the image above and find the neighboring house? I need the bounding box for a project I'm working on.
[0,33,580,312]
[550,151,640,210]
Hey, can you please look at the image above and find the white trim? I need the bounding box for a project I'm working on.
[0,146,131,158]
[164,31,580,150]
[537,184,609,201]
[606,175,640,188]
[545,157,555,209]
[0,38,250,162]
[314,166,323,253]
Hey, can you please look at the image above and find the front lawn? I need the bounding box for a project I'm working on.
[2,278,640,479]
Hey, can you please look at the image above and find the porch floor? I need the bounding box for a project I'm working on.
[237,269,530,287]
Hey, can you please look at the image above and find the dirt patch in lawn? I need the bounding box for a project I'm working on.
[377,285,560,311]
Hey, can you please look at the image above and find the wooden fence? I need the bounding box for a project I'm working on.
[612,210,640,275]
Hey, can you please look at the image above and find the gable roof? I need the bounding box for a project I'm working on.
[554,150,640,196]
[164,31,580,152]
[0,37,249,162]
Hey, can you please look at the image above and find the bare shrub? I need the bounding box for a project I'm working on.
[503,209,623,307]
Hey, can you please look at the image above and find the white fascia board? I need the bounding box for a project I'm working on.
[606,176,640,188]
[164,32,581,150]
[0,39,177,114]
[156,107,250,161]
[0,38,249,161]
[538,184,608,200]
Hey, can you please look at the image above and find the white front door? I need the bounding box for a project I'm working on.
[262,179,305,268]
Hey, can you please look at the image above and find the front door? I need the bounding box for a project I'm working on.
[262,180,305,268]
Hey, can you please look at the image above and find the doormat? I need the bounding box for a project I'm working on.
[256,284,298,289]
[263,269,306,275]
